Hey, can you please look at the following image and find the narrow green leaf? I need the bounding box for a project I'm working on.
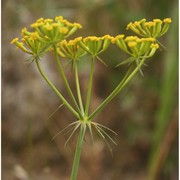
[115,57,135,67]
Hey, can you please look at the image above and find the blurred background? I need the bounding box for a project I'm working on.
[2,0,178,179]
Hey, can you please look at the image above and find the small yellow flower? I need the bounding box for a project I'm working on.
[163,18,172,23]
[21,27,28,36]
[128,41,137,47]
[68,37,82,46]
[21,36,28,42]
[44,18,53,23]
[45,25,53,31]
[59,27,69,34]
[55,16,63,22]
[125,36,139,42]
[145,22,156,27]
[83,36,100,42]
[52,23,59,27]
[150,43,159,49]
[31,22,44,28]
[134,21,140,26]
[29,32,40,40]
[11,38,19,44]
[36,18,44,23]
[102,35,113,40]
[73,23,82,29]
[153,19,162,23]
[74,37,83,43]
[111,34,125,44]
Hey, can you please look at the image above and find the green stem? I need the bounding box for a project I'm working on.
[88,57,147,121]
[85,58,95,116]
[70,123,86,180]
[53,46,83,119]
[75,63,85,115]
[35,59,79,118]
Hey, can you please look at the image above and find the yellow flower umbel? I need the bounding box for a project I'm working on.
[112,35,158,57]
[78,35,113,65]
[112,35,159,69]
[57,37,86,66]
[11,16,83,61]
[30,16,82,43]
[126,18,172,38]
[11,28,50,61]
[79,35,113,57]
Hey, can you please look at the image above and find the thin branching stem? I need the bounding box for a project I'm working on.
[53,46,83,119]
[85,57,95,116]
[75,63,85,115]
[88,56,147,121]
[35,59,79,118]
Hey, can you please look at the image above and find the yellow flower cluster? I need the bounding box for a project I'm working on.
[11,17,171,64]
[127,18,172,38]
[11,16,82,60]
[56,35,114,65]
[30,16,82,42]
[112,35,158,58]
[78,35,114,57]
[11,27,49,59]
[57,37,86,61]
